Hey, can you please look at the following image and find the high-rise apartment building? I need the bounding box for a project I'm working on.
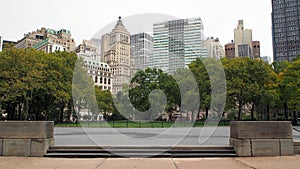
[203,37,225,59]
[16,27,76,53]
[272,0,300,61]
[130,33,153,71]
[225,20,260,59]
[150,17,205,73]
[101,17,131,95]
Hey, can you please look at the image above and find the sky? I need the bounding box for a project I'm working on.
[1,0,272,57]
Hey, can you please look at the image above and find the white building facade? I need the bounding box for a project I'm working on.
[83,58,112,92]
[203,37,225,59]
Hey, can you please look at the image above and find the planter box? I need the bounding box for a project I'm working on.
[0,121,54,157]
[230,121,294,157]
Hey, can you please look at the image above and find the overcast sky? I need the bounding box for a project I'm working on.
[1,0,272,57]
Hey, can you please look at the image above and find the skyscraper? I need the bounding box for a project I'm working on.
[101,17,131,95]
[150,17,205,73]
[234,20,253,58]
[224,20,260,59]
[272,0,300,61]
[130,33,153,71]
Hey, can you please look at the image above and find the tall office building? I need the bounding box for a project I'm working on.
[101,17,131,95]
[272,0,300,61]
[130,33,153,71]
[150,17,205,73]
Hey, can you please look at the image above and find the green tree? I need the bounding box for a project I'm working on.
[129,68,180,121]
[281,59,300,124]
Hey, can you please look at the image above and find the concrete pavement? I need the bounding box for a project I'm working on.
[1,156,300,169]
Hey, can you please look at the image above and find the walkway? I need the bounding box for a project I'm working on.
[1,156,300,169]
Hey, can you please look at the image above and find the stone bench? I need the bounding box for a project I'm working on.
[0,121,54,157]
[230,121,294,157]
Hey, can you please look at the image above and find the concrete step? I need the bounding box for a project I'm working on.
[45,146,237,158]
[294,142,300,154]
[47,148,235,153]
[45,152,237,158]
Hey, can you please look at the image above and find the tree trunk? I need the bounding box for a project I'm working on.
[284,103,288,120]
[6,103,13,120]
[251,102,255,120]
[67,100,72,123]
[197,107,201,120]
[267,104,270,121]
[293,110,298,126]
[238,101,242,121]
[59,104,65,123]
[18,98,22,120]
[205,107,209,119]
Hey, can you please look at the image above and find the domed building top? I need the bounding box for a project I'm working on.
[111,16,130,35]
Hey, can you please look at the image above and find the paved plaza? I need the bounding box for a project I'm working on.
[1,156,300,169]
[54,126,300,146]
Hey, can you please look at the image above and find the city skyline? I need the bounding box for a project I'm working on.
[1,0,272,59]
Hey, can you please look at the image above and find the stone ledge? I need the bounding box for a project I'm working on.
[0,121,53,139]
[1,138,54,157]
[230,121,294,157]
[230,121,293,139]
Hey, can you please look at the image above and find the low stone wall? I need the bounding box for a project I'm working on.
[230,121,294,157]
[0,121,54,157]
